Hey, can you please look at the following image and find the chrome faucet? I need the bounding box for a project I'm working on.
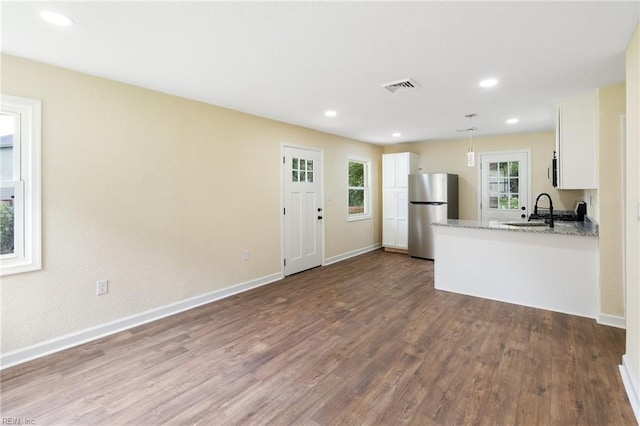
[531,193,554,228]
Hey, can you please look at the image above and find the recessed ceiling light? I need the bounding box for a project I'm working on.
[40,10,74,27]
[506,118,520,124]
[479,78,499,88]
[392,132,402,138]
[324,110,337,117]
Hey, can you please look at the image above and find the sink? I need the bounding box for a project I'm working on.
[553,221,578,228]
[502,221,578,229]
[502,221,548,227]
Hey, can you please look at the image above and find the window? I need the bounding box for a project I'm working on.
[488,160,520,210]
[291,157,314,183]
[1,95,41,276]
[348,158,371,220]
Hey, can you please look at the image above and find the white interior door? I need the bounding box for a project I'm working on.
[480,151,530,222]
[283,145,323,276]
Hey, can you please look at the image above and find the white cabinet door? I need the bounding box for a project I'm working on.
[395,155,410,188]
[382,153,418,250]
[383,154,396,188]
[382,188,397,246]
[395,189,409,248]
[555,92,597,189]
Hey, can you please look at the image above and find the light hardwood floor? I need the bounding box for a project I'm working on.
[1,250,636,425]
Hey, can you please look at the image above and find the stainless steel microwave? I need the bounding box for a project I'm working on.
[552,151,558,187]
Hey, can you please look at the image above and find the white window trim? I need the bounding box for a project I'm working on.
[1,94,42,276]
[347,156,372,222]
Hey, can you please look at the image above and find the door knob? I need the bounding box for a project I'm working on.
[521,214,526,218]
[318,216,323,220]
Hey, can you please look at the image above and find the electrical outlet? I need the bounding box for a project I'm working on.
[96,280,108,295]
[242,250,249,261]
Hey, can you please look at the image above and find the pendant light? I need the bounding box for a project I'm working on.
[457,113,477,167]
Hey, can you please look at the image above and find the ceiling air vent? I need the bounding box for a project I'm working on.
[381,78,420,94]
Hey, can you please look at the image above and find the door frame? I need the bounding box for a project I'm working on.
[281,142,325,276]
[620,114,627,321]
[476,149,532,221]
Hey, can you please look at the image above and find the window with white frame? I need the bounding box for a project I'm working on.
[1,95,41,276]
[348,158,371,220]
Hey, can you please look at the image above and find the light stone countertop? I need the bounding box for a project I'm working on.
[432,217,599,237]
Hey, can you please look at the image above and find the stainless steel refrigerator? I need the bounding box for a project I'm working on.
[408,173,458,259]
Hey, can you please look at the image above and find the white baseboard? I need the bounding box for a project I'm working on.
[598,313,626,329]
[0,272,283,370]
[324,243,381,266]
[620,355,640,423]
[1,243,383,370]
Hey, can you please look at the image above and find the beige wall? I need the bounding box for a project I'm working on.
[384,132,584,220]
[625,23,640,390]
[594,82,626,317]
[0,54,383,353]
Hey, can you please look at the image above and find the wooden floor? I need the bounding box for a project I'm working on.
[1,250,635,425]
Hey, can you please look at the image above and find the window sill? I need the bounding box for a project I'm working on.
[347,214,372,222]
[1,260,41,277]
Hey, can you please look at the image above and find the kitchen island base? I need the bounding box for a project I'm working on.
[433,225,598,319]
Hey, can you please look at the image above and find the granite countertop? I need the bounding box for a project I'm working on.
[432,217,599,237]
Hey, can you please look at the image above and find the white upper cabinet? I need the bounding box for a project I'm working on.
[555,92,597,189]
[382,152,419,250]
[382,154,397,189]
[383,152,417,189]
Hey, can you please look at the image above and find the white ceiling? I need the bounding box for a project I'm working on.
[1,1,639,144]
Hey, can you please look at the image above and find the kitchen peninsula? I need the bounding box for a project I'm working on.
[432,218,599,319]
